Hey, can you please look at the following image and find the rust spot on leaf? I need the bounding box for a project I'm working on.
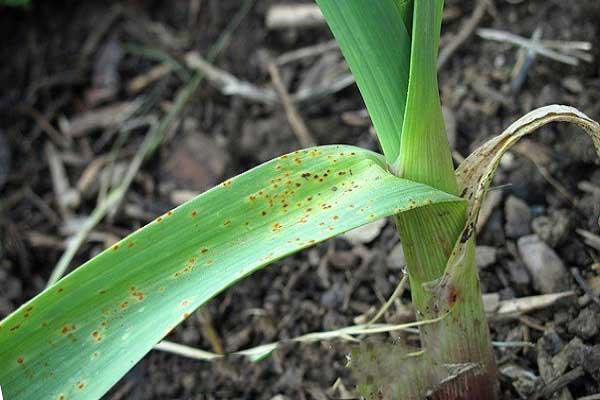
[17,356,23,364]
[112,244,119,251]
[61,324,76,335]
[130,287,145,301]
[447,284,459,306]
[191,210,198,217]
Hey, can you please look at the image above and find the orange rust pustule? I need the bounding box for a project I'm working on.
[447,284,459,306]
[61,324,76,335]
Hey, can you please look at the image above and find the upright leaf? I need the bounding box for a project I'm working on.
[395,0,457,195]
[316,0,411,163]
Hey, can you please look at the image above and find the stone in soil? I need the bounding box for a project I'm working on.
[568,307,599,340]
[504,195,532,238]
[517,234,570,294]
[505,260,531,288]
[342,219,386,245]
[531,209,570,247]
[475,245,497,269]
[564,337,600,382]
[386,242,405,270]
[320,282,345,310]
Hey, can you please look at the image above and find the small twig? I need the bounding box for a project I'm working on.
[276,40,339,65]
[578,394,600,400]
[24,187,61,226]
[511,26,542,93]
[197,308,224,355]
[542,40,592,52]
[60,101,141,138]
[578,181,600,197]
[185,52,277,105]
[367,273,408,326]
[45,142,79,217]
[293,73,355,103]
[577,229,600,252]
[154,314,448,362]
[518,315,546,332]
[265,4,324,30]
[267,61,317,148]
[438,0,488,70]
[491,340,534,349]
[20,105,70,148]
[570,267,600,306]
[477,28,582,66]
[488,291,576,319]
[127,63,172,94]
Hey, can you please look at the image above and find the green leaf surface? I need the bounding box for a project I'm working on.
[316,0,411,164]
[395,0,457,196]
[0,145,464,400]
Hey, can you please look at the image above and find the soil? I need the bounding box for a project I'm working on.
[1,0,600,399]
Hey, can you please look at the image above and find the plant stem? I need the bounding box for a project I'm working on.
[394,0,497,398]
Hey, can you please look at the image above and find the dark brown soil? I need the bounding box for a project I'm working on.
[1,0,600,399]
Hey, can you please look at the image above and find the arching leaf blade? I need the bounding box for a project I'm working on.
[0,145,464,400]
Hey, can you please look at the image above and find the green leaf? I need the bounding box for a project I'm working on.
[395,0,458,195]
[0,145,464,400]
[316,0,411,164]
